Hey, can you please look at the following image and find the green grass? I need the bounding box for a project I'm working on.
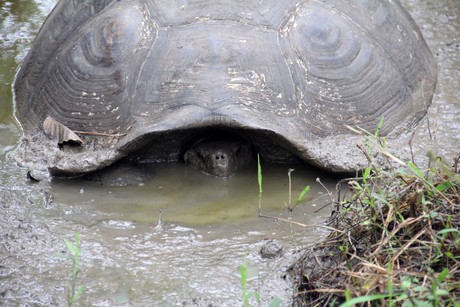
[294,118,460,306]
[240,258,281,307]
[55,232,84,306]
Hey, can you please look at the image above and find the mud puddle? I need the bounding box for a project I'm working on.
[51,161,335,225]
[1,157,335,306]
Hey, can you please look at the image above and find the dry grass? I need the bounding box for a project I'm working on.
[291,132,460,306]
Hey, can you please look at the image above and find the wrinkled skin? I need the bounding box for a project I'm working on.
[184,137,254,178]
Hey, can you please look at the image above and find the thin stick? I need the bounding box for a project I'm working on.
[316,178,336,209]
[294,289,345,296]
[311,247,322,267]
[370,216,424,257]
[314,201,333,213]
[408,129,417,165]
[258,212,340,232]
[420,79,432,141]
[391,228,427,262]
[74,130,126,137]
[288,168,293,210]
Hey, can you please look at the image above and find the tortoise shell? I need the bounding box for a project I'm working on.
[14,0,436,175]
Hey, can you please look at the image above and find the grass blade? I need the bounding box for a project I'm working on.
[438,268,449,283]
[437,228,460,235]
[296,186,310,204]
[64,240,76,254]
[257,154,262,211]
[268,297,281,307]
[339,294,393,307]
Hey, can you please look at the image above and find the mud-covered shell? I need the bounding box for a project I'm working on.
[14,0,436,175]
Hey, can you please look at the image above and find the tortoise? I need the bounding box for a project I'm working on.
[13,0,436,178]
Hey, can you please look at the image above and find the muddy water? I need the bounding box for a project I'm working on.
[53,162,334,225]
[1,0,460,306]
[403,0,460,163]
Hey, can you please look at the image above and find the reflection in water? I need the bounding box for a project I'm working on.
[1,0,460,305]
[52,162,335,225]
[0,0,56,157]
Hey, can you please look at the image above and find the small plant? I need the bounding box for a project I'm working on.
[55,232,84,306]
[256,154,314,228]
[241,258,261,307]
[240,258,281,307]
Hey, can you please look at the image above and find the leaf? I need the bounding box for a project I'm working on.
[339,294,393,307]
[375,116,384,138]
[268,297,281,307]
[434,289,449,296]
[43,116,83,145]
[403,300,431,307]
[363,167,371,181]
[296,186,310,204]
[436,181,454,192]
[76,285,84,300]
[401,278,412,290]
[257,154,262,194]
[69,285,84,304]
[401,298,415,307]
[396,293,408,302]
[408,161,424,179]
[437,228,460,235]
[64,239,77,255]
[438,268,449,283]
[413,286,423,292]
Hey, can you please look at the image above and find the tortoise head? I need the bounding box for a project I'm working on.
[183,135,255,178]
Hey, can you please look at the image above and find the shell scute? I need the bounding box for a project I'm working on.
[17,1,155,137]
[282,1,419,136]
[132,22,297,126]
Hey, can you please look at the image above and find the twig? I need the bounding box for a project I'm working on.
[391,228,427,262]
[375,145,407,167]
[420,79,432,141]
[314,202,333,213]
[409,129,417,165]
[311,247,322,268]
[258,212,340,232]
[74,131,126,137]
[370,216,424,257]
[316,178,336,209]
[294,289,345,296]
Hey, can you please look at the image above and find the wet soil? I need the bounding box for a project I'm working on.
[1,158,334,306]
